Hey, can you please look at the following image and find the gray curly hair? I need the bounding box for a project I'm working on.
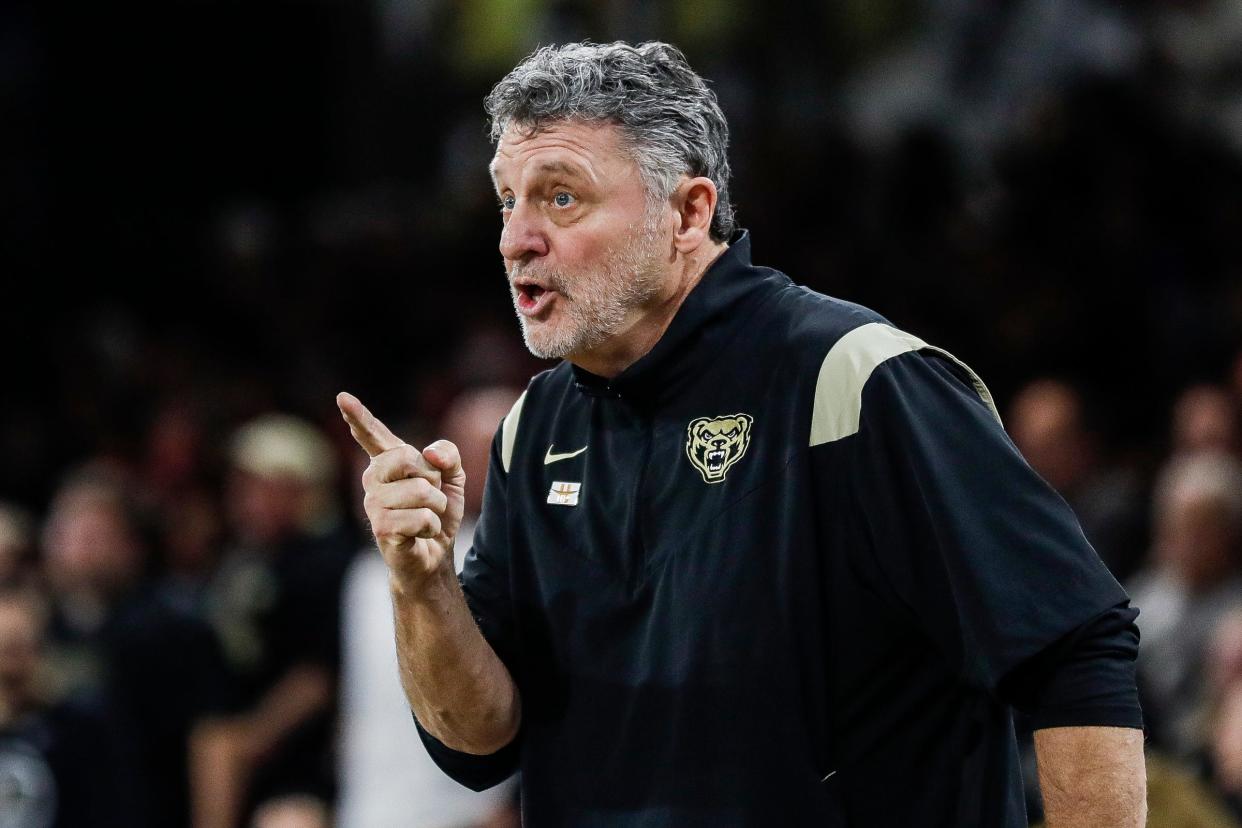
[485,41,736,242]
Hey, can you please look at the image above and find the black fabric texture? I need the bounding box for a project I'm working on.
[1000,602,1144,731]
[414,713,522,792]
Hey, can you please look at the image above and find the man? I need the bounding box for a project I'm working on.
[40,469,226,827]
[0,502,34,588]
[192,415,354,828]
[0,587,140,827]
[1127,450,1242,759]
[339,42,1146,826]
[1007,379,1146,581]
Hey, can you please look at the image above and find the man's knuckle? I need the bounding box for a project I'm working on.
[370,513,390,537]
[418,508,440,531]
[416,511,441,538]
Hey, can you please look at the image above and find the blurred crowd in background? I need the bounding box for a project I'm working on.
[3,0,1242,826]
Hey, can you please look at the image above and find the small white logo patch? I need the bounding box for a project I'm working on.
[547,481,581,506]
[544,444,588,464]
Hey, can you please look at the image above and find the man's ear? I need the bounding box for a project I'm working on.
[672,176,718,254]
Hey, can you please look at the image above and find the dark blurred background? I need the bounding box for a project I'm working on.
[3,1,1242,826]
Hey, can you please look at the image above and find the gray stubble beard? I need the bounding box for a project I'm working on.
[511,209,666,361]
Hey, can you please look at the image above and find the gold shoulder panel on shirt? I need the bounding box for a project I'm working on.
[500,389,528,473]
[808,322,1000,447]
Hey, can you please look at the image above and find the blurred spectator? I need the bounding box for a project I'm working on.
[1129,451,1242,759]
[1009,379,1146,579]
[250,794,330,828]
[1209,611,1242,818]
[842,0,1142,155]
[140,399,222,606]
[1207,612,1242,697]
[1151,0,1242,153]
[0,587,141,827]
[1173,385,1239,457]
[193,415,355,828]
[338,387,520,827]
[0,502,35,588]
[156,486,224,612]
[142,401,206,495]
[39,469,228,827]
[444,386,527,538]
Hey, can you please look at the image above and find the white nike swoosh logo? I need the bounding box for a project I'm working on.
[544,444,588,464]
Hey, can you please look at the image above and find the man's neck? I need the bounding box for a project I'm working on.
[570,240,728,378]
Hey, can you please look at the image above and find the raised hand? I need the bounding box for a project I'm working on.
[336,393,519,754]
[337,392,466,588]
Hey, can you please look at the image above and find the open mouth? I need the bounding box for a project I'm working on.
[517,283,545,305]
[515,281,557,317]
[706,448,727,470]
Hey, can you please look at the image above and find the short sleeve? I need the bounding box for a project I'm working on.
[845,350,1130,694]
[414,420,521,790]
[414,716,521,792]
[1002,601,1143,729]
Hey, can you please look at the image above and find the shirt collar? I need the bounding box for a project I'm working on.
[571,230,784,405]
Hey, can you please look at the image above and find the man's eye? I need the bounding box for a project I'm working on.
[553,192,575,208]
[500,195,515,211]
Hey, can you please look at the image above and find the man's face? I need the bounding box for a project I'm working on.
[225,469,307,547]
[1155,490,1237,589]
[491,120,670,361]
[42,492,141,595]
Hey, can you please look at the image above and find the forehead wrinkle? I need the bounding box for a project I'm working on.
[534,160,585,179]
[493,123,624,190]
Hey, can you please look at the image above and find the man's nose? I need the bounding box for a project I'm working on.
[499,202,549,263]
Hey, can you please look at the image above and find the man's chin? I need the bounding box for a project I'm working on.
[520,319,580,361]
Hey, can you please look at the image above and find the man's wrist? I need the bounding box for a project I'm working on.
[389,555,458,603]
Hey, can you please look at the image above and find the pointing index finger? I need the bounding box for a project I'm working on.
[336,391,405,458]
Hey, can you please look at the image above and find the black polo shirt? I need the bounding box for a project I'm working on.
[418,231,1141,826]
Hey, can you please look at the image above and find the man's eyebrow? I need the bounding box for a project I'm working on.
[489,158,587,185]
[534,160,585,178]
